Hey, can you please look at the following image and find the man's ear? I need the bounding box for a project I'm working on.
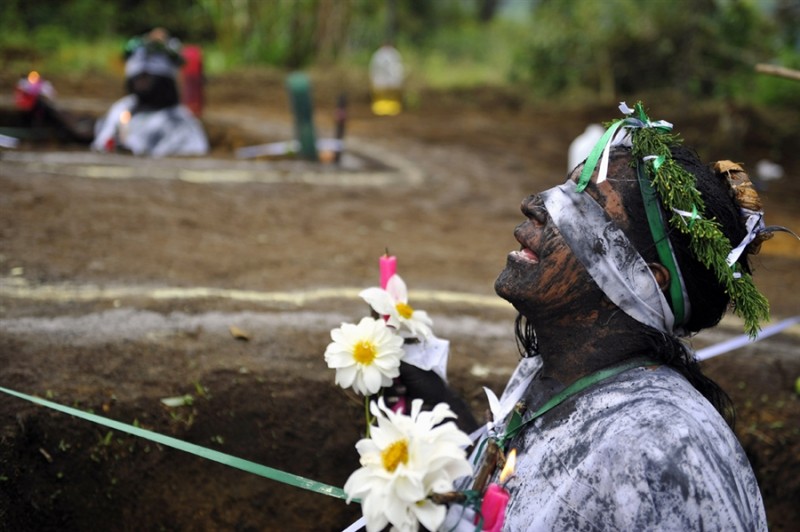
[647,262,670,292]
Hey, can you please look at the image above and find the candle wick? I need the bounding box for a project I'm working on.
[384,247,390,256]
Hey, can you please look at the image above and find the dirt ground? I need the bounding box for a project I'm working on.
[1,69,799,531]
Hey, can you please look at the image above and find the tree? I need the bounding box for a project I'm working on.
[512,0,777,100]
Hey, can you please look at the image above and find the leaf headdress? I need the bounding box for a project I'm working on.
[577,102,770,338]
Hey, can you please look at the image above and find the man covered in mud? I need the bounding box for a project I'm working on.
[92,27,208,157]
[404,103,773,530]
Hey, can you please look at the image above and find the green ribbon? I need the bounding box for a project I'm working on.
[674,204,700,230]
[576,119,626,192]
[0,385,350,501]
[498,358,658,447]
[637,163,687,326]
[577,103,673,193]
[689,205,698,228]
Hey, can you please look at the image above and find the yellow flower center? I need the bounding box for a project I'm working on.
[381,439,409,472]
[352,340,377,365]
[395,302,414,319]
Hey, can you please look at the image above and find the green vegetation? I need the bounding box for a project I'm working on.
[1,0,798,105]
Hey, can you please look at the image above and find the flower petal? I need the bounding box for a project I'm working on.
[410,309,433,327]
[383,495,414,531]
[360,365,388,395]
[361,491,390,531]
[323,346,354,368]
[359,287,397,316]
[412,499,447,532]
[401,312,433,339]
[386,274,408,302]
[392,473,426,502]
[334,365,358,389]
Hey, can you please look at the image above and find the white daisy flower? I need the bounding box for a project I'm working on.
[344,398,473,532]
[359,274,434,339]
[324,317,405,396]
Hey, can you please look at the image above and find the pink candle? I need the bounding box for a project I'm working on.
[380,251,405,413]
[480,483,509,531]
[379,253,397,289]
[479,449,515,531]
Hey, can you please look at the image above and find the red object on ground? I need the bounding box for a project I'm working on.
[15,72,49,111]
[14,87,38,111]
[181,45,204,117]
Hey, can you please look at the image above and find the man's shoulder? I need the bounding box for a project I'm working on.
[572,365,738,454]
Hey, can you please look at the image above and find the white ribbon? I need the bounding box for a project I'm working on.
[726,208,765,267]
[542,182,675,334]
[594,103,673,185]
[673,207,698,222]
[481,369,535,438]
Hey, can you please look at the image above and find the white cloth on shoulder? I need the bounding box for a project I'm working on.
[92,95,209,157]
[442,358,767,531]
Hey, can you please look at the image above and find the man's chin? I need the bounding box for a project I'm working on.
[493,270,517,303]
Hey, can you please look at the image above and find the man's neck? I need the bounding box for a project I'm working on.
[531,310,652,386]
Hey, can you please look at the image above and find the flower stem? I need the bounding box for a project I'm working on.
[364,396,371,437]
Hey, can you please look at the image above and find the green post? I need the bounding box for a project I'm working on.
[286,72,318,161]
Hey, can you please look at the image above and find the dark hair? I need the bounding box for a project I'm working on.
[514,314,537,359]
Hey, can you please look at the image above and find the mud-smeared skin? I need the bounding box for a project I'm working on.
[495,193,599,324]
[494,185,657,384]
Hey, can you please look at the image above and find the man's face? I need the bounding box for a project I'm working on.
[494,160,636,324]
[494,190,597,321]
[130,73,156,97]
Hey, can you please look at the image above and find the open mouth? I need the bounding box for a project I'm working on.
[510,247,539,264]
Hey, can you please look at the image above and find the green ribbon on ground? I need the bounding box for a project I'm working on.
[0,385,350,501]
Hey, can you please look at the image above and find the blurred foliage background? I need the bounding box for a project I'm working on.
[1,0,798,106]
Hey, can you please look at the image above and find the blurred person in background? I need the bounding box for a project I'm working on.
[92,27,208,157]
